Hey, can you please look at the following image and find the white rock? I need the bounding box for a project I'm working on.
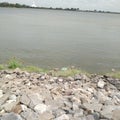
[97,80,105,88]
[34,104,47,114]
[5,75,13,80]
[9,95,17,101]
[21,105,27,111]
[0,90,3,98]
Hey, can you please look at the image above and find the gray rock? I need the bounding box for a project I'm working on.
[20,94,30,106]
[83,102,102,112]
[1,112,23,120]
[20,108,40,120]
[100,105,120,119]
[112,109,120,120]
[77,115,99,120]
[39,112,54,120]
[54,114,69,120]
[0,94,9,106]
[28,93,44,108]
[1,101,18,112]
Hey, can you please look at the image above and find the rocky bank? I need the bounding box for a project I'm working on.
[0,68,120,120]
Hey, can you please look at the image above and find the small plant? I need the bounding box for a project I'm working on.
[0,64,4,70]
[23,66,47,73]
[51,68,88,77]
[107,71,120,79]
[8,58,22,69]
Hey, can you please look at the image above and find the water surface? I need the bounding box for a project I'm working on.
[0,8,120,73]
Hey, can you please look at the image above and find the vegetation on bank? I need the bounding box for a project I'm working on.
[0,58,88,77]
[0,2,30,8]
[0,2,120,14]
[0,57,120,78]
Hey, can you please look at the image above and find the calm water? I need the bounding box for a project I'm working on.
[0,8,120,73]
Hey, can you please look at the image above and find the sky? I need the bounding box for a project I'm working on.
[0,0,120,12]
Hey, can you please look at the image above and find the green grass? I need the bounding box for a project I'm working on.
[50,68,89,77]
[7,58,22,69]
[0,64,5,70]
[23,66,48,73]
[107,71,120,79]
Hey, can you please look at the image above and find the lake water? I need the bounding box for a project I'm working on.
[0,7,120,73]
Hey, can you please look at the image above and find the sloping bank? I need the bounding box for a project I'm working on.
[0,68,120,120]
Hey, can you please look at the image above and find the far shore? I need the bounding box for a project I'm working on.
[0,2,120,15]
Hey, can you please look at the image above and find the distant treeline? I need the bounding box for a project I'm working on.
[0,2,119,14]
[0,2,31,8]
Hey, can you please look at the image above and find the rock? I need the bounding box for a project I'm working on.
[112,109,120,120]
[28,93,44,108]
[34,103,47,114]
[54,114,69,120]
[78,115,99,120]
[9,95,17,102]
[0,94,9,106]
[20,94,30,106]
[21,105,27,111]
[5,75,13,80]
[0,90,3,98]
[12,104,22,114]
[100,105,120,119]
[39,112,54,120]
[97,79,105,88]
[74,75,82,80]
[1,101,18,112]
[20,108,40,120]
[83,102,102,112]
[1,112,23,120]
[74,109,84,118]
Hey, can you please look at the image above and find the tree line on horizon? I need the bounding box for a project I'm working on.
[0,2,119,14]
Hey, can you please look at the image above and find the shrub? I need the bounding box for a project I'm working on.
[8,58,22,69]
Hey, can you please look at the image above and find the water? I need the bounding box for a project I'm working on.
[0,7,120,73]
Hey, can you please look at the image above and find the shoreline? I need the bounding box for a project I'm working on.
[0,58,120,79]
[0,3,120,15]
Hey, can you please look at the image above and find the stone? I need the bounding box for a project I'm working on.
[1,101,18,112]
[12,104,22,114]
[39,112,54,120]
[34,103,47,114]
[112,109,120,120]
[0,90,3,98]
[0,94,9,106]
[21,105,27,111]
[28,93,44,108]
[78,115,99,120]
[9,94,17,101]
[20,108,40,120]
[54,114,69,120]
[5,75,13,80]
[100,105,120,119]
[1,112,23,120]
[20,94,30,106]
[74,109,84,118]
[83,102,102,112]
[97,80,105,88]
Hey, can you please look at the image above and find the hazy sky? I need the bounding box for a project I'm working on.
[0,0,120,12]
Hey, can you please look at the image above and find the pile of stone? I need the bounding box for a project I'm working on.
[0,68,120,120]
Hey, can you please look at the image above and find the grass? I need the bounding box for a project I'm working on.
[107,71,120,79]
[0,64,5,70]
[50,68,89,77]
[0,58,90,77]
[23,66,48,73]
[7,58,22,69]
